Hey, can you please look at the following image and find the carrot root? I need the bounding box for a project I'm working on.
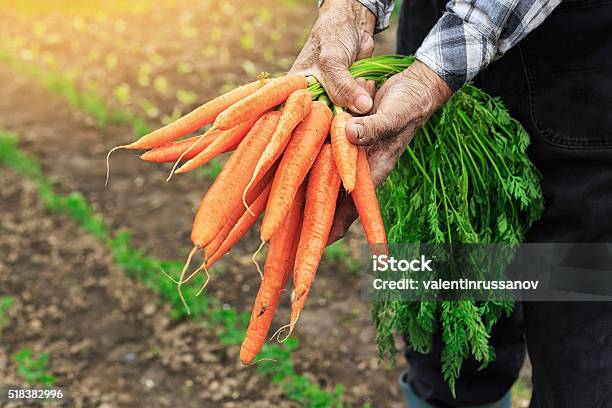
[260,102,333,242]
[353,147,388,254]
[270,306,300,343]
[195,262,211,296]
[105,145,130,186]
[241,357,278,367]
[242,177,257,216]
[177,245,198,315]
[286,302,302,338]
[251,240,266,280]
[330,111,357,192]
[166,130,215,182]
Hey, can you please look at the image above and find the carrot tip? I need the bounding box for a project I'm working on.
[177,245,198,315]
[241,357,278,367]
[269,308,300,344]
[286,302,302,339]
[268,325,288,343]
[105,144,130,186]
[343,180,355,193]
[195,263,211,296]
[166,162,180,182]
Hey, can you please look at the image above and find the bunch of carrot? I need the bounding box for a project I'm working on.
[107,72,387,364]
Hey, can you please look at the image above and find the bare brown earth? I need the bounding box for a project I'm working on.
[1,169,290,408]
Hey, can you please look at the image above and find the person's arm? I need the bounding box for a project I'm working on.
[348,0,564,143]
[416,0,562,91]
[328,0,562,241]
[319,0,395,33]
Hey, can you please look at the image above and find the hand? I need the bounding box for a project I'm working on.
[328,60,453,244]
[289,0,376,114]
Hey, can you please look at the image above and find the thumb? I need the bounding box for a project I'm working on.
[345,110,401,145]
[319,58,372,114]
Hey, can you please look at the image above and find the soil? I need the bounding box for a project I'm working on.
[1,169,292,408]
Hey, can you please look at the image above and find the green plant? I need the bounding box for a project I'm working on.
[113,83,132,105]
[13,348,55,386]
[138,62,151,87]
[193,157,223,181]
[176,89,197,105]
[374,79,543,394]
[239,33,255,51]
[324,239,360,274]
[176,62,194,75]
[0,296,14,335]
[153,75,169,95]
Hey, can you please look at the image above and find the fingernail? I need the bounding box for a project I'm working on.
[354,94,372,113]
[346,121,364,142]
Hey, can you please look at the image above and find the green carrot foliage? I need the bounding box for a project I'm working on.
[368,67,543,393]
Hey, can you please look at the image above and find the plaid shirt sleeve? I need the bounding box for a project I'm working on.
[416,0,561,91]
[355,0,395,32]
[318,0,395,33]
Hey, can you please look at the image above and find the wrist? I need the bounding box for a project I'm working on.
[319,0,376,34]
[403,60,453,118]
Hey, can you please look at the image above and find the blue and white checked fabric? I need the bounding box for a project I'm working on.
[355,0,395,33]
[415,0,561,90]
[320,0,561,91]
[318,0,395,33]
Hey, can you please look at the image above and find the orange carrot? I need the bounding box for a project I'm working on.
[290,145,341,330]
[175,117,257,173]
[240,182,306,364]
[330,110,357,192]
[352,147,387,255]
[205,183,271,267]
[191,111,280,249]
[259,101,332,242]
[140,129,220,163]
[105,81,269,185]
[203,165,276,264]
[214,75,309,130]
[129,79,268,150]
[243,89,312,212]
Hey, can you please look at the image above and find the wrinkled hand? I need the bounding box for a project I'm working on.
[289,0,376,114]
[328,60,453,243]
